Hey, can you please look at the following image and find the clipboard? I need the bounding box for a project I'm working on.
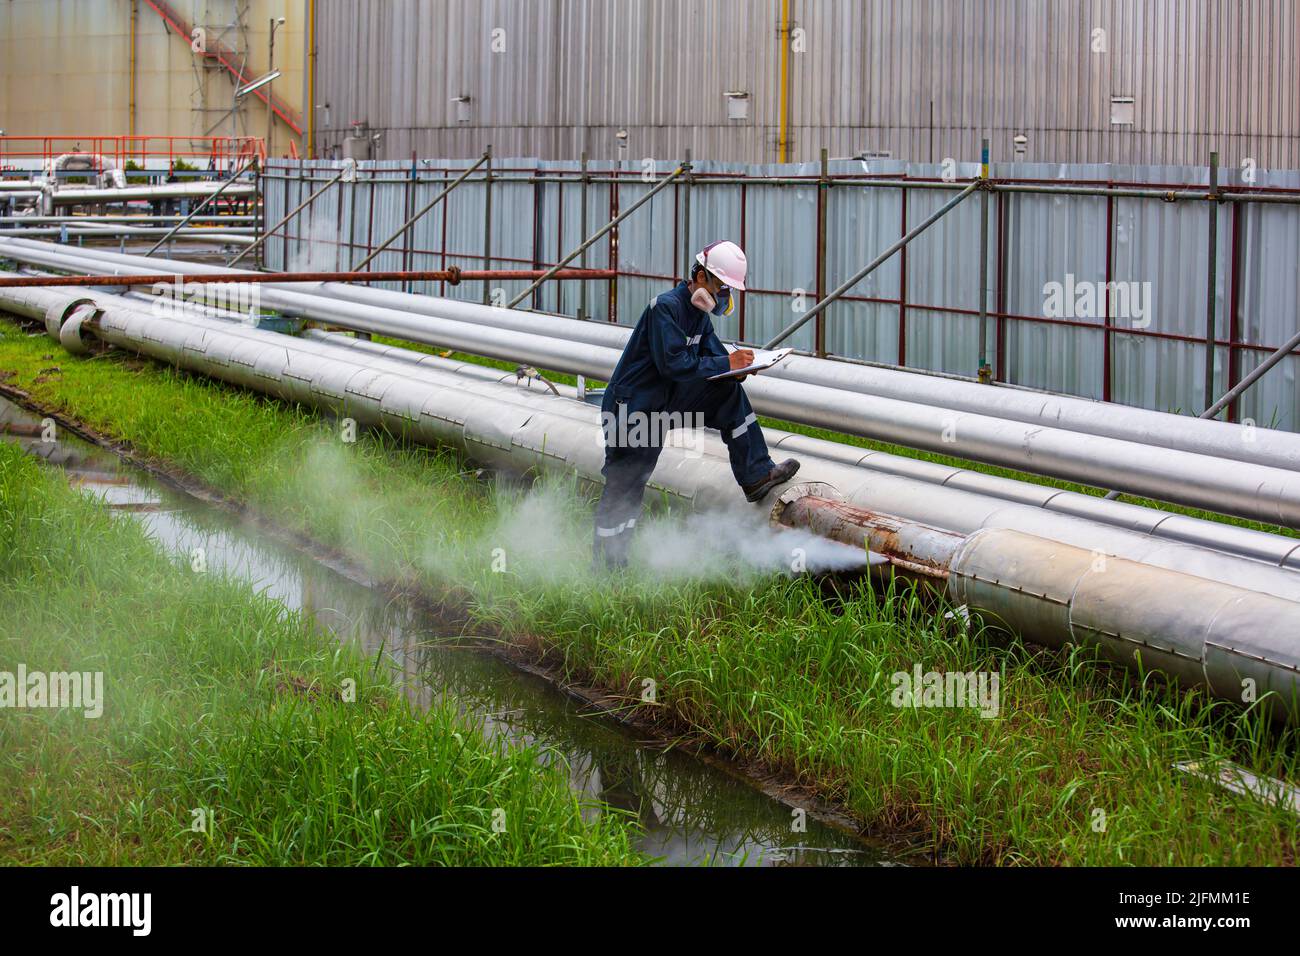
[707,346,794,381]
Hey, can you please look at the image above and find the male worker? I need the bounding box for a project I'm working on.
[592,240,800,568]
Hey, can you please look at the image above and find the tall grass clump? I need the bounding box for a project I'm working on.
[0,443,642,866]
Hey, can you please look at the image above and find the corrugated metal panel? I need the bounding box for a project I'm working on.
[265,156,1300,433]
[312,0,1299,168]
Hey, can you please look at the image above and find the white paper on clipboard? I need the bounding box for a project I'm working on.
[707,346,794,381]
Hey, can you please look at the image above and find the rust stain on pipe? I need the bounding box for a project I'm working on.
[775,494,962,580]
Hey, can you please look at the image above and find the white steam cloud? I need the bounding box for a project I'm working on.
[478,481,866,585]
[287,213,342,274]
[290,439,866,591]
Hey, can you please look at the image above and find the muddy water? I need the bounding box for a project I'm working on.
[0,396,890,866]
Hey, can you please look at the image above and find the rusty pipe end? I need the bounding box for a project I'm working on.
[768,481,843,526]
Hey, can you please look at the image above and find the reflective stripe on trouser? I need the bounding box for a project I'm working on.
[593,445,657,567]
[592,377,775,566]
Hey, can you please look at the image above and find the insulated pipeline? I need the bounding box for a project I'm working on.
[773,495,1300,720]
[114,287,1300,573]
[79,279,1300,571]
[5,239,1300,530]
[8,283,1300,609]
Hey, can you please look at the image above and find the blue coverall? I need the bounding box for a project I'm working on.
[592,280,776,567]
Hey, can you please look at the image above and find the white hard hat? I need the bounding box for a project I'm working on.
[695,240,747,291]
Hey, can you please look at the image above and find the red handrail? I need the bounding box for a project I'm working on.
[0,135,265,175]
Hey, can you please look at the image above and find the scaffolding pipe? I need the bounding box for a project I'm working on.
[976,138,992,383]
[1205,151,1220,410]
[1203,326,1300,421]
[6,282,1300,720]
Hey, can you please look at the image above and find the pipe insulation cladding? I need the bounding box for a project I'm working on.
[37,275,1300,574]
[3,283,1300,718]
[300,329,1300,571]
[5,239,1300,530]
[773,496,1300,721]
[19,236,1294,474]
[9,283,1300,606]
[6,258,1300,574]
[44,181,258,207]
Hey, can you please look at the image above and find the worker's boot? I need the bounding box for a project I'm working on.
[592,527,633,572]
[741,458,801,503]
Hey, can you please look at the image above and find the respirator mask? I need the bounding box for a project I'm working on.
[690,277,734,316]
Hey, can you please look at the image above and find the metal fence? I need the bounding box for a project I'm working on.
[263,155,1300,433]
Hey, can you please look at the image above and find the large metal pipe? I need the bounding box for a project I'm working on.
[323,286,1300,474]
[89,292,1300,572]
[45,182,257,206]
[9,282,1300,612]
[27,238,1296,476]
[774,495,1300,720]
[0,226,254,243]
[8,284,1299,719]
[1,216,256,224]
[297,328,1300,568]
[7,239,1300,530]
[761,429,1300,568]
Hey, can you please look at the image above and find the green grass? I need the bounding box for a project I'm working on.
[3,314,1299,865]
[0,441,643,865]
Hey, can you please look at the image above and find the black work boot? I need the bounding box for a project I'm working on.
[591,532,632,572]
[741,458,801,503]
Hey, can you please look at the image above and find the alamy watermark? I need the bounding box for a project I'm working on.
[150,276,261,323]
[0,665,103,718]
[601,407,707,457]
[49,886,150,936]
[890,663,1000,718]
[1043,273,1152,328]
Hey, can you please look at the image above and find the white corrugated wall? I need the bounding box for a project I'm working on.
[310,0,1299,168]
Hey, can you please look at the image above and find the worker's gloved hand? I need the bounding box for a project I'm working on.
[728,349,755,372]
